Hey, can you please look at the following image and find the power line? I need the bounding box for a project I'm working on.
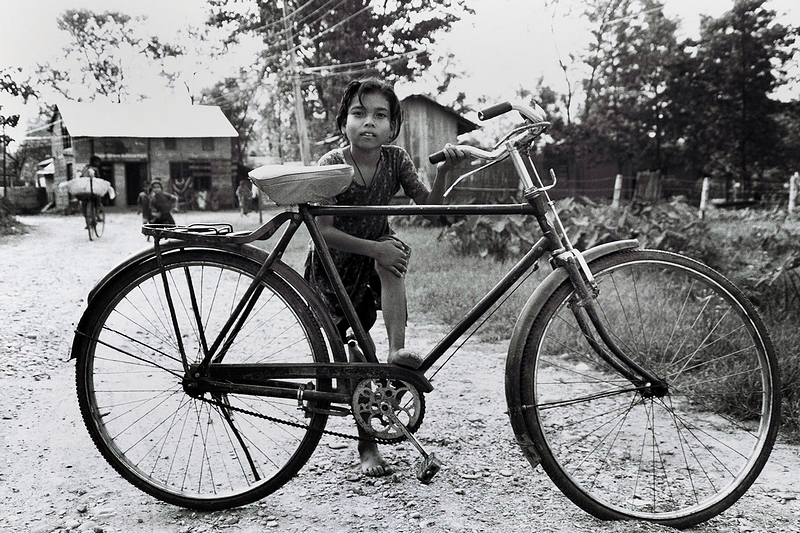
[301,47,425,73]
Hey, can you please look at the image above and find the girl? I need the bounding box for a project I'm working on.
[305,77,465,476]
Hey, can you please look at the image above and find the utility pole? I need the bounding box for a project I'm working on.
[282,3,311,165]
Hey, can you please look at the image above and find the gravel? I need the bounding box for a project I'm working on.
[2,210,799,533]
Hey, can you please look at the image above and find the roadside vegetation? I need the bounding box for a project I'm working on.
[395,200,800,442]
[0,198,28,236]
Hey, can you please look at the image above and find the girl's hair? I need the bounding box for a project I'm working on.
[335,77,403,142]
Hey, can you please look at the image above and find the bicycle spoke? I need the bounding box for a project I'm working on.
[75,251,331,510]
[515,250,779,527]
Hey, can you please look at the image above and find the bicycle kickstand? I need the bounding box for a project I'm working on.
[382,405,442,484]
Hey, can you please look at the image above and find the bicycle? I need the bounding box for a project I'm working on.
[83,196,105,240]
[71,100,780,529]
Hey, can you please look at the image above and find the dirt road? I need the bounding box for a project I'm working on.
[1,210,799,533]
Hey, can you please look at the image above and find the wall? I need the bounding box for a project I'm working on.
[397,98,458,190]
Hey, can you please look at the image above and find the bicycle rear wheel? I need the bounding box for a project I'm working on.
[93,205,105,238]
[74,249,331,510]
[510,249,780,528]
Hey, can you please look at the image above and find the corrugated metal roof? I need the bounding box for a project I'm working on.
[55,101,239,138]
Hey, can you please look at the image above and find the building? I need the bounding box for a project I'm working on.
[49,101,238,209]
[397,94,478,189]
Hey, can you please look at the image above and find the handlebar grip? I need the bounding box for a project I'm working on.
[428,150,446,164]
[478,102,513,121]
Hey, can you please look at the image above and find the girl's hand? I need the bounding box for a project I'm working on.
[373,239,410,278]
[436,144,467,174]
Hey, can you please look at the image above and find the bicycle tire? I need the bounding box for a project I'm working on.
[74,249,331,511]
[510,249,780,528]
[85,201,96,241]
[94,206,105,238]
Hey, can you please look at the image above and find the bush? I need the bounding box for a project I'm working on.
[440,196,721,266]
[0,197,28,236]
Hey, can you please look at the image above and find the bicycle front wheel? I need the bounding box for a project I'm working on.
[85,201,97,241]
[512,249,780,528]
[74,250,331,510]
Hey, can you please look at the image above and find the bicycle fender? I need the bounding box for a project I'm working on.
[86,241,262,304]
[76,241,346,363]
[504,239,638,466]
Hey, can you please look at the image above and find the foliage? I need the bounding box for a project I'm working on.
[421,206,800,440]
[202,71,260,165]
[0,197,28,236]
[707,209,800,320]
[548,0,798,202]
[206,0,473,161]
[579,0,682,176]
[440,196,721,267]
[35,9,184,103]
[1,67,37,184]
[666,0,797,194]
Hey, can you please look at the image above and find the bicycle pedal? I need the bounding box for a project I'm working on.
[415,452,442,484]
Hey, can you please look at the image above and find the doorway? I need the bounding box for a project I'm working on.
[125,162,148,206]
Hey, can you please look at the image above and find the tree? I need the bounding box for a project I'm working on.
[1,67,37,194]
[206,0,473,161]
[668,0,798,197]
[577,0,683,176]
[36,9,184,103]
[202,71,260,166]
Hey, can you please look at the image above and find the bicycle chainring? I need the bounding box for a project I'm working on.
[351,378,425,443]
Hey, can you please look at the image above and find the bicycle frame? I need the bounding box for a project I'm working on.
[146,153,664,405]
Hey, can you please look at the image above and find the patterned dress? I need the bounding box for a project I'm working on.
[304,145,428,320]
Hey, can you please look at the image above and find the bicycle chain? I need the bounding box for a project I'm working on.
[196,393,399,445]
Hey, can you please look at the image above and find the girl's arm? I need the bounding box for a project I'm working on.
[317,216,409,277]
[414,145,466,206]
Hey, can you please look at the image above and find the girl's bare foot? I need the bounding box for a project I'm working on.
[358,442,394,477]
[388,348,423,369]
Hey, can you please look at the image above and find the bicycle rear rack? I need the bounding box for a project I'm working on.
[141,211,300,245]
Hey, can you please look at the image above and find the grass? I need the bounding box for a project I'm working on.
[247,208,800,441]
[400,224,548,341]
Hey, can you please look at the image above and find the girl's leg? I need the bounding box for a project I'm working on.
[375,264,422,368]
[375,263,407,358]
[346,326,393,477]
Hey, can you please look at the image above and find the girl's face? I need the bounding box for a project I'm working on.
[344,91,393,151]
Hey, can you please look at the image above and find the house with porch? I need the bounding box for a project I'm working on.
[49,101,238,210]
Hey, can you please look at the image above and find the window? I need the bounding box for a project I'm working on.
[201,138,214,151]
[164,138,177,150]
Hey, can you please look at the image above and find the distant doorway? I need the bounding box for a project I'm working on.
[125,162,148,206]
[98,162,116,207]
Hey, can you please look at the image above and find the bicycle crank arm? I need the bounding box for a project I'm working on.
[383,405,442,484]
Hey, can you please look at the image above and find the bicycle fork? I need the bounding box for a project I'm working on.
[557,249,668,397]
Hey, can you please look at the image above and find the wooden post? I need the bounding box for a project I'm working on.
[699,177,710,219]
[789,172,798,215]
[612,174,623,208]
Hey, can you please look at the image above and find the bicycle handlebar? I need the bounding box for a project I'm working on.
[428,101,548,164]
[477,102,513,121]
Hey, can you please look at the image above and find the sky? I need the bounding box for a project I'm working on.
[1,0,798,146]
